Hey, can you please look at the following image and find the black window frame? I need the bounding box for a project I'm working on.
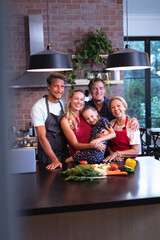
[124,36,160,128]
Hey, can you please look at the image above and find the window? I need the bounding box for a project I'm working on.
[124,37,160,128]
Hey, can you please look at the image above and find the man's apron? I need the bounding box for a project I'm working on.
[38,96,69,165]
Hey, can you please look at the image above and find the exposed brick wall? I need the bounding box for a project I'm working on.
[10,87,48,130]
[10,83,124,131]
[9,0,124,130]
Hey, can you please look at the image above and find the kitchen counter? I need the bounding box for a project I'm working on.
[13,156,160,240]
[13,156,160,216]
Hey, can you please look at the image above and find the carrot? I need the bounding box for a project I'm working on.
[106,170,128,176]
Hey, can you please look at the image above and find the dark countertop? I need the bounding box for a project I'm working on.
[12,156,160,216]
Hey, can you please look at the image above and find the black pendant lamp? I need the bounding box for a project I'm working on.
[106,0,150,71]
[27,44,72,72]
[27,0,72,72]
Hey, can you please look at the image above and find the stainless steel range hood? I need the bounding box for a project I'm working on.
[9,72,51,88]
[9,15,52,88]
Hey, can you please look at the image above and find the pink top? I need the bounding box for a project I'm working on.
[68,114,92,156]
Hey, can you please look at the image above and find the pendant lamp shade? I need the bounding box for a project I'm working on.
[106,0,150,71]
[27,0,72,72]
[27,45,73,72]
[106,44,150,71]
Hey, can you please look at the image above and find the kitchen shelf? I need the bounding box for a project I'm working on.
[15,136,37,141]
[71,54,108,59]
[65,79,124,86]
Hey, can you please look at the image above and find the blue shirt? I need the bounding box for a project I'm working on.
[85,96,115,122]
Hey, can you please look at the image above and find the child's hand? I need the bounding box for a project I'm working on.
[96,129,109,138]
[100,129,109,135]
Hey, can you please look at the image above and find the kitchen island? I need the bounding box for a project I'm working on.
[13,156,160,240]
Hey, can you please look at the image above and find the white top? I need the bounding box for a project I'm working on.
[31,97,66,127]
[110,119,140,145]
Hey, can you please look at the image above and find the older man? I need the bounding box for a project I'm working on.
[85,78,139,129]
[85,78,114,121]
[31,73,69,170]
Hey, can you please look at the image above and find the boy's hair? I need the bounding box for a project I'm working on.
[88,78,105,90]
[47,73,67,85]
[108,96,128,112]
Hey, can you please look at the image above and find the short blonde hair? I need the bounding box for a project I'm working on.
[108,96,128,112]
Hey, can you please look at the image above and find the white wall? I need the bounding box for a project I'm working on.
[123,0,160,36]
[124,14,160,36]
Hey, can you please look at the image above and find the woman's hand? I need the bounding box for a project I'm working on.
[93,141,106,152]
[90,138,100,147]
[90,139,106,152]
[103,152,123,163]
[114,156,124,162]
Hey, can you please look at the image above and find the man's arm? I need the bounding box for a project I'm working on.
[36,126,62,170]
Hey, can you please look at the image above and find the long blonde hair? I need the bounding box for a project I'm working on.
[65,89,85,130]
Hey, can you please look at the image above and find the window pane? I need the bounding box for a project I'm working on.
[124,41,146,127]
[150,41,160,127]
[125,78,145,127]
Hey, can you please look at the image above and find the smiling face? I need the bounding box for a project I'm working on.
[110,99,126,119]
[82,108,99,125]
[69,91,85,112]
[90,81,106,103]
[47,78,65,102]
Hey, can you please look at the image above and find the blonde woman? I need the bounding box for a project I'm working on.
[103,96,140,163]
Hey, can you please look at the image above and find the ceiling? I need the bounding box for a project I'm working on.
[124,0,160,15]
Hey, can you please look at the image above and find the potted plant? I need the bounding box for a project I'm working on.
[66,28,117,89]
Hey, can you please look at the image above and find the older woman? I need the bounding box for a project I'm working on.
[103,96,140,162]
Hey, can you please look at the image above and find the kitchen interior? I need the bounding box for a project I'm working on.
[1,0,160,239]
[8,0,125,173]
[8,0,160,171]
